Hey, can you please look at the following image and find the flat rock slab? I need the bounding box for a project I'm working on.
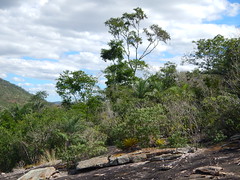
[17,167,56,180]
[230,134,240,141]
[116,155,130,165]
[150,153,182,161]
[194,166,223,176]
[76,157,109,170]
[130,153,147,163]
[141,148,176,158]
[76,148,183,172]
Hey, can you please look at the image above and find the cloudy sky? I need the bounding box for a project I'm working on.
[0,0,239,102]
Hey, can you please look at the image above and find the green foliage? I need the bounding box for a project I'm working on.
[202,94,240,137]
[56,70,97,103]
[104,85,137,115]
[145,62,177,101]
[212,130,227,143]
[0,127,20,172]
[132,79,151,99]
[159,62,177,90]
[122,138,139,150]
[184,35,240,76]
[0,104,107,172]
[110,104,167,147]
[155,138,167,148]
[102,7,170,83]
[168,132,188,148]
[103,62,136,87]
[28,91,48,112]
[101,40,124,62]
[226,58,240,97]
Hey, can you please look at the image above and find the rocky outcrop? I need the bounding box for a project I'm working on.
[17,167,56,180]
[221,134,240,150]
[76,157,109,171]
[1,137,240,180]
[75,148,187,173]
[150,153,182,161]
[194,166,223,176]
[189,166,240,179]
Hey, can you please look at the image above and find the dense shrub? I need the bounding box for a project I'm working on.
[202,94,240,139]
[0,127,21,172]
[109,104,167,147]
[0,106,107,172]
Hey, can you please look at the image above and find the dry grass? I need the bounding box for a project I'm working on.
[38,149,61,166]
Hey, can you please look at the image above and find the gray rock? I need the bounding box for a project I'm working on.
[150,153,182,161]
[117,155,130,165]
[194,166,223,176]
[145,149,176,158]
[176,147,195,154]
[108,156,118,166]
[76,156,109,170]
[130,153,147,163]
[230,134,240,141]
[158,165,173,171]
[189,174,214,179]
[221,141,240,150]
[17,167,56,180]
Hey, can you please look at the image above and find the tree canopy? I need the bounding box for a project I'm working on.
[101,7,170,87]
[184,34,240,76]
[56,70,97,103]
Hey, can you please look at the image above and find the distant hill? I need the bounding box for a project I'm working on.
[52,101,62,105]
[0,78,32,110]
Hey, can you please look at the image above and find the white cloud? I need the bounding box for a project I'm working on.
[12,77,25,82]
[39,0,48,7]
[0,0,239,101]
[226,2,240,16]
[18,83,33,87]
[0,73,7,79]
[17,82,59,101]
[27,83,55,94]
[27,83,60,102]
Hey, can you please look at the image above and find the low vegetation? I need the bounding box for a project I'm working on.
[0,8,239,172]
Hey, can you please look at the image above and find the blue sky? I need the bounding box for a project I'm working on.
[0,0,239,102]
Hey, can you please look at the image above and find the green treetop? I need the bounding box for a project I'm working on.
[101,7,170,86]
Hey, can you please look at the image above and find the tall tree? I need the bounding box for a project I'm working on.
[101,7,170,80]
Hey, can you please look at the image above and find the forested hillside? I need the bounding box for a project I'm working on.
[0,8,239,173]
[0,78,32,110]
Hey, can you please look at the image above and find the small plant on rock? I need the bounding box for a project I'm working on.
[155,138,167,148]
[122,138,139,150]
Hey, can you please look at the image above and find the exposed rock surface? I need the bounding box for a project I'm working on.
[75,148,182,173]
[17,167,56,180]
[76,157,109,171]
[1,139,240,180]
[194,166,223,176]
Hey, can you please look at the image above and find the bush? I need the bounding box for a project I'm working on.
[155,138,167,148]
[122,138,139,150]
[0,127,21,172]
[168,132,188,148]
[0,106,108,172]
[110,104,167,147]
[202,94,240,137]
